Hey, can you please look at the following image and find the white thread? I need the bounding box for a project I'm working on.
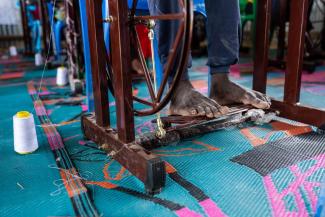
[13,112,39,154]
[56,66,69,86]
[35,53,44,66]
[17,182,24,190]
[9,46,18,57]
[48,164,93,197]
[32,0,57,119]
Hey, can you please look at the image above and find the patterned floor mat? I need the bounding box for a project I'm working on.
[0,57,324,217]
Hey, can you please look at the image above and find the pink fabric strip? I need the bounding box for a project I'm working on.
[175,207,203,217]
[200,199,227,217]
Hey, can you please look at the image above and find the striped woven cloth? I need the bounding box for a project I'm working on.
[27,81,99,217]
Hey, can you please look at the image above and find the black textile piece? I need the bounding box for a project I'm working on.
[231,132,325,176]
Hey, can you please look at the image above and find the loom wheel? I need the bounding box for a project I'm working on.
[106,0,193,117]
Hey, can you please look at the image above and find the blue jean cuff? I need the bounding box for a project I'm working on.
[209,65,230,74]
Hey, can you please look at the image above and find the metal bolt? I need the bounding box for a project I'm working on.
[103,16,113,23]
[148,19,156,29]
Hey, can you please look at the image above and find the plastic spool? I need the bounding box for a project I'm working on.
[13,111,39,154]
[35,53,43,66]
[56,66,68,86]
[9,46,18,57]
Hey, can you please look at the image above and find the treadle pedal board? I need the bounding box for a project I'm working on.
[153,105,252,127]
[140,105,262,150]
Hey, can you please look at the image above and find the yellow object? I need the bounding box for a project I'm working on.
[16,151,34,155]
[16,111,31,119]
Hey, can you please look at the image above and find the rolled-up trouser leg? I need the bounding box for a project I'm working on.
[148,0,190,83]
[205,0,241,74]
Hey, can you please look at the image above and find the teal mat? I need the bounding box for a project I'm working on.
[0,57,325,217]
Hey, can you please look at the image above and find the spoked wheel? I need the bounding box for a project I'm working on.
[107,0,193,117]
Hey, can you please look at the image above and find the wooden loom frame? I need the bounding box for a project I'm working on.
[254,0,325,129]
[82,0,325,194]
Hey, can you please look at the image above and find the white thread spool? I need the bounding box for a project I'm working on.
[56,66,68,86]
[35,53,43,66]
[9,46,18,57]
[13,111,39,154]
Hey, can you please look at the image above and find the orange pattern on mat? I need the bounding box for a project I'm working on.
[103,160,128,181]
[240,128,269,147]
[85,141,219,188]
[85,160,129,189]
[241,121,312,147]
[43,96,85,105]
[85,181,117,189]
[153,140,220,157]
[191,80,207,89]
[271,121,312,136]
[165,162,177,174]
[267,77,285,86]
[0,72,24,80]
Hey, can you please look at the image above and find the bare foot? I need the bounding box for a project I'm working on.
[209,74,271,109]
[169,80,229,118]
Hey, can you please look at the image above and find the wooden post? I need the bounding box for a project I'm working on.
[283,0,309,104]
[39,0,50,55]
[86,0,110,127]
[276,0,288,61]
[108,0,135,143]
[253,0,272,93]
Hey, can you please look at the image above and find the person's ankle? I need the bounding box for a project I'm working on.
[211,73,230,84]
[176,79,193,89]
[172,79,192,100]
[210,73,230,96]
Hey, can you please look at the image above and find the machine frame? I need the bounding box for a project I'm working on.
[81,0,325,194]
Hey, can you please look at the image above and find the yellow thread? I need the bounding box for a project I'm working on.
[16,111,30,118]
[16,150,35,155]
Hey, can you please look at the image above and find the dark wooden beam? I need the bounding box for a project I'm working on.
[253,0,272,93]
[86,0,110,127]
[108,0,135,142]
[284,0,309,104]
[39,0,50,54]
[276,0,288,61]
[82,114,165,194]
[272,100,325,128]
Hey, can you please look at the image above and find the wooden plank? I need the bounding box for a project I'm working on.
[82,114,165,194]
[39,0,50,55]
[253,0,272,93]
[86,0,110,127]
[276,0,288,61]
[272,100,325,128]
[284,0,309,104]
[108,0,135,142]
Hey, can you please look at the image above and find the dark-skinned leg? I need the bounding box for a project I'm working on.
[148,0,228,118]
[205,0,271,109]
